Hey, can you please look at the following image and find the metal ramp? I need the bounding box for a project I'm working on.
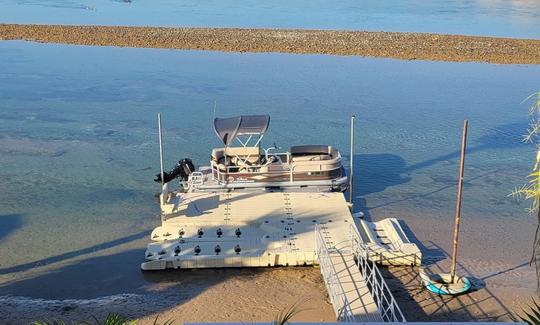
[316,224,406,322]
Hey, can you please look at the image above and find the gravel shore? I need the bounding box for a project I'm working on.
[1,24,540,64]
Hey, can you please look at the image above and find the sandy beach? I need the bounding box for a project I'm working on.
[0,267,336,324]
[1,24,540,64]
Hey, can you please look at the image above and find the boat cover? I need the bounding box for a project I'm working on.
[213,115,270,146]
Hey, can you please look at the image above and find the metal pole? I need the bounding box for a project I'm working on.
[450,119,468,283]
[157,113,165,186]
[349,114,355,207]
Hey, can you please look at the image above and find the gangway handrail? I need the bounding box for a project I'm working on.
[315,225,356,322]
[349,224,407,322]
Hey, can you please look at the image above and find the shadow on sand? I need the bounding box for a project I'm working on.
[379,240,519,322]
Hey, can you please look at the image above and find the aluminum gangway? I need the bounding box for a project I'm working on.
[316,224,406,322]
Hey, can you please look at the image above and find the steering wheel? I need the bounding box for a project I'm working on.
[263,143,282,165]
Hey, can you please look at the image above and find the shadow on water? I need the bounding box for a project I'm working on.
[404,122,527,173]
[347,153,410,221]
[0,214,24,242]
[0,230,149,275]
[348,122,528,219]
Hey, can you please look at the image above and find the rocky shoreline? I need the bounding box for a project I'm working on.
[1,23,540,64]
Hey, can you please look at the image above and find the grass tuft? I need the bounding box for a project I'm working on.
[519,297,540,325]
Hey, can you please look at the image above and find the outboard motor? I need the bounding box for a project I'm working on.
[154,158,195,183]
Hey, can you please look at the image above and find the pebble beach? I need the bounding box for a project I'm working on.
[1,23,540,64]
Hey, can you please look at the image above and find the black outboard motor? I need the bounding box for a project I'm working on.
[154,158,195,183]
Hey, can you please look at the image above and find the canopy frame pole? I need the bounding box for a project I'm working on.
[349,114,355,208]
[450,119,468,283]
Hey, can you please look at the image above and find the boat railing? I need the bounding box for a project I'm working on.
[349,224,407,322]
[210,154,342,184]
[315,225,356,322]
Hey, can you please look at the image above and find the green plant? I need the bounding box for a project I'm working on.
[84,314,137,325]
[31,313,175,325]
[519,297,540,325]
[512,90,540,294]
[151,316,174,325]
[272,300,307,325]
[32,314,138,325]
[32,321,78,325]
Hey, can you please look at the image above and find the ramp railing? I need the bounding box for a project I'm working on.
[350,225,407,322]
[315,225,356,322]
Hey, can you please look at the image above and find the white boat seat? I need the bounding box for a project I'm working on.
[224,147,260,165]
[291,154,331,162]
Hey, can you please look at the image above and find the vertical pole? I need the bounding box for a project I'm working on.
[450,119,468,283]
[157,113,165,186]
[349,114,355,207]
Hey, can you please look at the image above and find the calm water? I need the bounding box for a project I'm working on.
[1,0,540,39]
[0,40,539,300]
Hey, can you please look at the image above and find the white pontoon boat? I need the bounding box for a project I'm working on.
[156,115,347,192]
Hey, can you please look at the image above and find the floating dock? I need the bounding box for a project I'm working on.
[143,190,408,322]
[142,191,354,270]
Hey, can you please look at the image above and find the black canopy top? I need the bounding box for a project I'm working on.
[213,115,270,146]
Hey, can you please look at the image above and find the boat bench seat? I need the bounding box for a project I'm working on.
[291,154,331,162]
[212,147,261,167]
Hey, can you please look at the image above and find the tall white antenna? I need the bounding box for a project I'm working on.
[348,114,355,209]
[157,113,165,186]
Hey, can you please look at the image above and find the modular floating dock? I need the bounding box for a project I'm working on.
[143,189,420,322]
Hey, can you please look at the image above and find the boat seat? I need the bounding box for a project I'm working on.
[224,147,260,165]
[291,154,331,162]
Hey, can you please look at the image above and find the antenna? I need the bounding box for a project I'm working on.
[157,113,165,186]
[349,114,355,209]
[213,100,217,120]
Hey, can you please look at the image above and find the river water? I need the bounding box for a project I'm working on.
[1,0,540,38]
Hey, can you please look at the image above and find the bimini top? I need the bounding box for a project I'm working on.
[213,115,270,146]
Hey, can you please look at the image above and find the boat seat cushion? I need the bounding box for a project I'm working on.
[292,154,331,162]
[224,147,260,164]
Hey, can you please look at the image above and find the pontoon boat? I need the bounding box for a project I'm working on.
[157,115,347,192]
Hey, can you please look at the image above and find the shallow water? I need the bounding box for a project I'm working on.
[1,0,540,39]
[0,40,538,301]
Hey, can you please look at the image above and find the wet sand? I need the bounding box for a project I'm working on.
[0,233,335,323]
[1,23,540,64]
[0,267,335,324]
